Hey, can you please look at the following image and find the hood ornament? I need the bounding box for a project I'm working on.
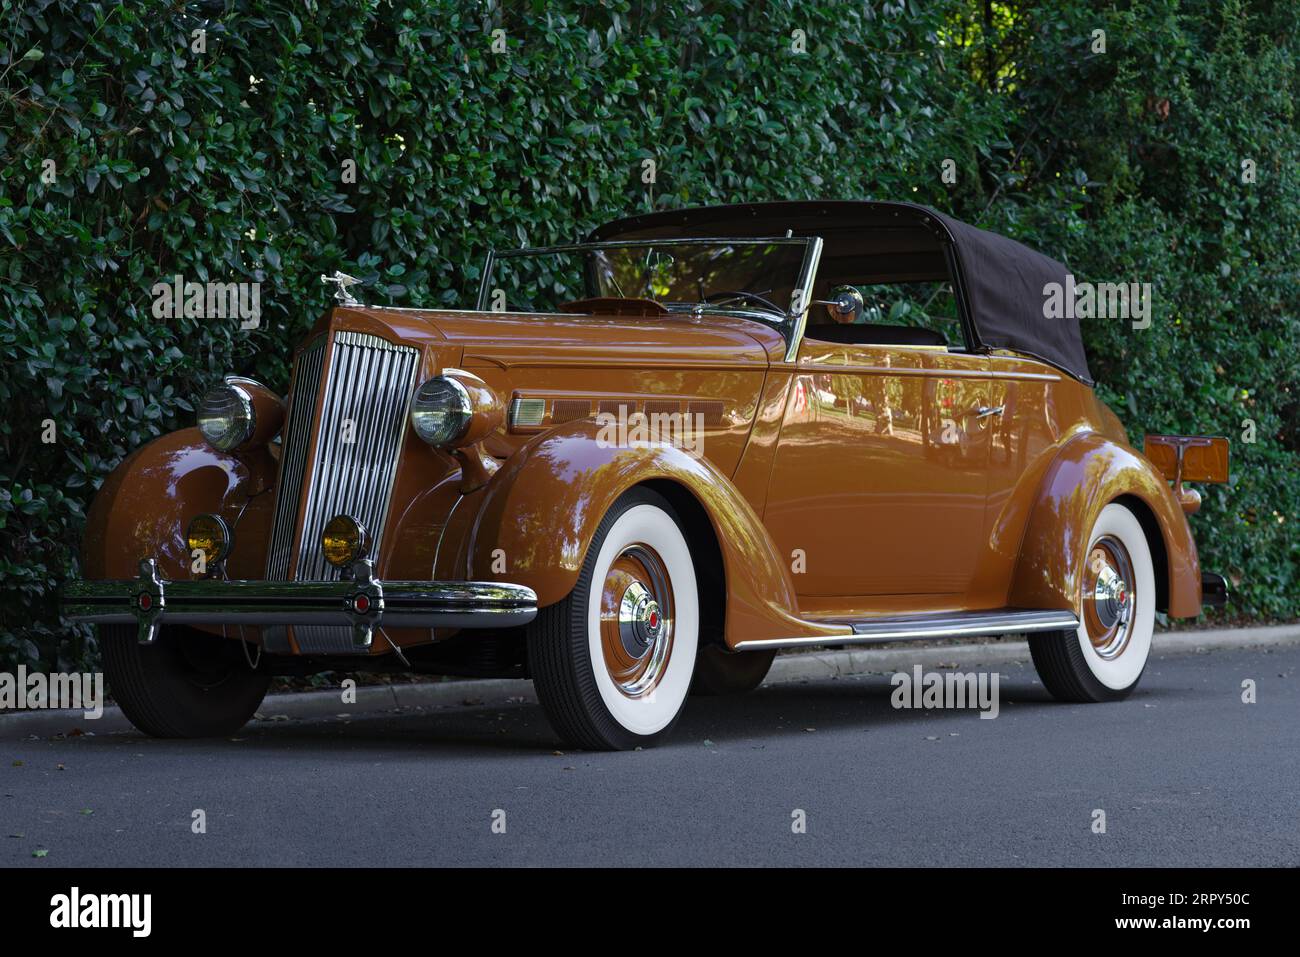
[321,270,363,305]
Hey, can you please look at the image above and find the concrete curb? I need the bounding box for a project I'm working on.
[3,623,1298,740]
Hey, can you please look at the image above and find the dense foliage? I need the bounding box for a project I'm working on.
[2,0,1296,672]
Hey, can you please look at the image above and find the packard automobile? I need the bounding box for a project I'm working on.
[63,202,1230,750]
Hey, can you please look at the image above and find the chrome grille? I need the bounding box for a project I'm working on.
[293,330,420,581]
[264,331,419,656]
[265,337,325,582]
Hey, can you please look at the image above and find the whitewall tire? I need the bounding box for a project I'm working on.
[528,487,699,749]
[1029,502,1156,702]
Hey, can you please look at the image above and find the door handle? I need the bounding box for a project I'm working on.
[974,405,1005,418]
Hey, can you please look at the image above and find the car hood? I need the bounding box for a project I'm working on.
[290,305,781,515]
[314,306,784,369]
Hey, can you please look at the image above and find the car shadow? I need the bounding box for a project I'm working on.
[71,667,1125,757]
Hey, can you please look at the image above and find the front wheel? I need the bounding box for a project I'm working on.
[527,488,699,750]
[100,624,270,737]
[1029,502,1156,702]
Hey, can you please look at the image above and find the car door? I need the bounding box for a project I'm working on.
[763,336,993,603]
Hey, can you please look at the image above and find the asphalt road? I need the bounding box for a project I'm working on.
[3,642,1297,867]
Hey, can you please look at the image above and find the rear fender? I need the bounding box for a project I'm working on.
[1008,430,1201,617]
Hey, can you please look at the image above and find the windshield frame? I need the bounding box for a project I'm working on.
[477,236,824,359]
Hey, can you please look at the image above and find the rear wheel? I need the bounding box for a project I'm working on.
[527,488,699,750]
[100,624,270,737]
[1029,503,1155,702]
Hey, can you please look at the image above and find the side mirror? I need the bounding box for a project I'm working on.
[814,285,864,324]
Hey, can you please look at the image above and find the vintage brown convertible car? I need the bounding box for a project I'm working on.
[63,201,1229,750]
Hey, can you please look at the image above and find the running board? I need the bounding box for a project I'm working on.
[733,609,1079,652]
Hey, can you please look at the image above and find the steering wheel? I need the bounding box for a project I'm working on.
[703,289,785,314]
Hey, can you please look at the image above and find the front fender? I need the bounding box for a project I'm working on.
[450,421,844,648]
[82,427,278,581]
[1008,430,1201,618]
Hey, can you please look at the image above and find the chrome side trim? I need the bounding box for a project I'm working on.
[266,337,326,582]
[733,609,1080,651]
[985,370,1061,382]
[793,364,1058,381]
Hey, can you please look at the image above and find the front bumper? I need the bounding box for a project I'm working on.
[62,558,538,649]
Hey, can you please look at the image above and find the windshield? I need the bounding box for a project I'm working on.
[477,238,815,323]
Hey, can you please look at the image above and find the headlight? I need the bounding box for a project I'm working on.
[410,376,473,447]
[197,381,256,451]
[321,514,370,568]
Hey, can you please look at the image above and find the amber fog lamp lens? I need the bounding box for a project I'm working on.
[322,515,369,568]
[186,513,232,564]
[197,382,255,451]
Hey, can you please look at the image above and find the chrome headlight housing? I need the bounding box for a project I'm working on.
[197,380,256,451]
[410,376,473,447]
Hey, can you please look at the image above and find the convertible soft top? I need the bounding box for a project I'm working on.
[590,200,1093,385]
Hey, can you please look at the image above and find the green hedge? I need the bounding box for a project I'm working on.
[1,0,1296,672]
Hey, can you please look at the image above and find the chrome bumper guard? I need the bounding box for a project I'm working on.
[62,558,539,649]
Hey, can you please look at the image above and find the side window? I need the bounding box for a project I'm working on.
[806,279,969,350]
[855,281,965,349]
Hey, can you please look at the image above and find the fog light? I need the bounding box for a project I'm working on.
[322,515,370,568]
[186,513,232,565]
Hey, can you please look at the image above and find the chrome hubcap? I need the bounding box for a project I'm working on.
[618,581,663,659]
[1092,563,1131,631]
[599,545,674,697]
[1083,535,1136,660]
